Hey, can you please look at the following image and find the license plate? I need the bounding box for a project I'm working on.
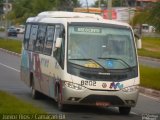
[96,102,110,106]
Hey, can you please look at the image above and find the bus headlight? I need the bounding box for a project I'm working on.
[122,85,139,92]
[64,82,86,90]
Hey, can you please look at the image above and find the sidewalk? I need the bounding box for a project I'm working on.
[0,48,160,100]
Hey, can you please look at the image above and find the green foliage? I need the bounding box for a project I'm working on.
[137,37,160,59]
[8,0,80,25]
[132,11,150,26]
[92,0,107,7]
[0,0,3,14]
[132,2,160,32]
[147,2,160,32]
[112,0,122,7]
[140,65,160,90]
[138,49,160,59]
[0,39,22,53]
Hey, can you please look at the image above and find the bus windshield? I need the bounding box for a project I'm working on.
[68,24,137,69]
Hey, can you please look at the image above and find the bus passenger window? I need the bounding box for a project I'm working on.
[43,25,55,55]
[24,24,31,49]
[35,24,46,53]
[28,25,38,51]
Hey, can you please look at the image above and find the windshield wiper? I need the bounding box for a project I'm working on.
[69,58,107,71]
[98,57,133,70]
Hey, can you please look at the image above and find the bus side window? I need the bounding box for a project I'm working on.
[28,25,38,51]
[54,25,65,69]
[35,24,47,53]
[24,24,31,50]
[43,25,55,55]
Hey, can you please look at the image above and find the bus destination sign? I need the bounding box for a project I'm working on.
[74,27,101,33]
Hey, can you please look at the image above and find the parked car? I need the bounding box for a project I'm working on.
[7,27,17,37]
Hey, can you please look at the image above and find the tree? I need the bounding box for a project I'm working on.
[92,0,107,7]
[147,2,160,32]
[132,2,160,32]
[8,0,80,25]
[0,0,3,15]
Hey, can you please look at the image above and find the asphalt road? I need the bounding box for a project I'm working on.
[0,32,24,40]
[138,56,160,68]
[0,51,160,120]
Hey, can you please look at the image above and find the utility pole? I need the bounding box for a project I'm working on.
[86,0,89,13]
[107,0,112,20]
[99,0,101,8]
[5,0,8,38]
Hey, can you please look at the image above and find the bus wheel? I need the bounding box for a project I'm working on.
[58,92,66,111]
[119,107,131,115]
[31,79,41,99]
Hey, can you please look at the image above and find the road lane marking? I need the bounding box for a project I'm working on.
[131,111,138,115]
[140,93,160,102]
[0,62,20,73]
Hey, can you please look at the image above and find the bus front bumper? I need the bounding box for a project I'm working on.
[61,82,139,107]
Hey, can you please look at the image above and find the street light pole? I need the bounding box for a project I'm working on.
[107,0,112,20]
[5,0,8,38]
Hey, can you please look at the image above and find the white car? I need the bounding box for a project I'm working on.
[16,25,25,34]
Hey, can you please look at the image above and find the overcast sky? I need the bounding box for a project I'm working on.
[80,0,97,7]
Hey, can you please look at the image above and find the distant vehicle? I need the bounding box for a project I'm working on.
[7,27,17,37]
[142,24,156,33]
[16,25,25,34]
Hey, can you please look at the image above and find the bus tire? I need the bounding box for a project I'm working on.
[31,78,41,99]
[57,90,66,111]
[119,107,131,115]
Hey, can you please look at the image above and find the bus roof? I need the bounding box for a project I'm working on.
[26,11,130,28]
[37,11,102,19]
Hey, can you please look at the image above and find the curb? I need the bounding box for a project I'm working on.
[138,56,160,62]
[0,48,21,57]
[0,48,160,100]
[139,87,160,100]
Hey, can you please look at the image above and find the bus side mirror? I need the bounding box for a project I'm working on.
[55,38,62,48]
[136,38,142,49]
[134,33,142,49]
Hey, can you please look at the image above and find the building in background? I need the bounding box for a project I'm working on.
[74,0,159,23]
[74,7,135,23]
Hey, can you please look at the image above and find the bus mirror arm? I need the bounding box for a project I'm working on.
[55,38,62,48]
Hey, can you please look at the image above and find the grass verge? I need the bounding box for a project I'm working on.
[0,39,21,54]
[0,91,45,114]
[138,37,160,59]
[138,48,160,59]
[140,65,160,90]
